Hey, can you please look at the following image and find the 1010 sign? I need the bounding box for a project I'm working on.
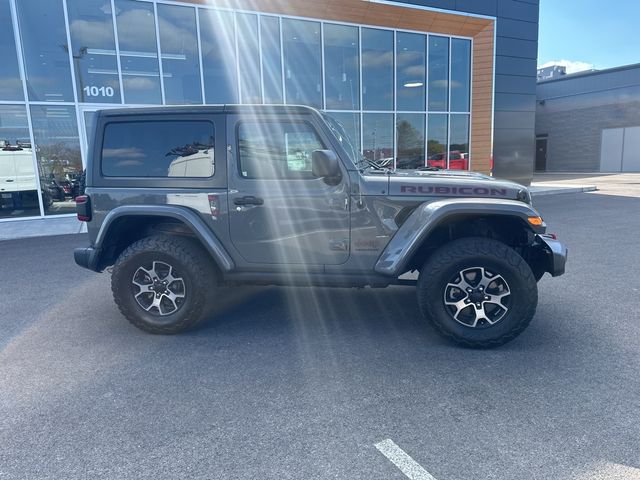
[83,85,115,98]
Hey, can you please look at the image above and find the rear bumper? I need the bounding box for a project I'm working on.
[535,234,567,277]
[74,246,101,272]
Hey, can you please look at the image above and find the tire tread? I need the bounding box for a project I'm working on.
[417,237,538,348]
[111,235,213,334]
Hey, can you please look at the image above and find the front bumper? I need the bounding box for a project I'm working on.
[74,246,101,272]
[535,234,568,277]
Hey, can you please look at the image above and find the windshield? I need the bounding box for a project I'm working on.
[321,113,388,172]
[321,113,361,166]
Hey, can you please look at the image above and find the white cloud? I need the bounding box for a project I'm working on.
[123,77,157,91]
[539,59,595,74]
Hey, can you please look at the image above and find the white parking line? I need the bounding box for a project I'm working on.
[374,439,438,480]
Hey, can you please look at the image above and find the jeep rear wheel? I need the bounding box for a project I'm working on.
[111,235,214,334]
[417,237,538,348]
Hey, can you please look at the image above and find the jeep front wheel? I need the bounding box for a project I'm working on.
[111,235,213,334]
[417,237,538,348]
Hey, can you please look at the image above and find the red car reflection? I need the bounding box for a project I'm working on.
[427,151,469,170]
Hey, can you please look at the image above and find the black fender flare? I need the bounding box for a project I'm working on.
[374,198,545,276]
[92,205,234,272]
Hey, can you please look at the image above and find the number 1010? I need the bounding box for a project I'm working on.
[83,86,115,98]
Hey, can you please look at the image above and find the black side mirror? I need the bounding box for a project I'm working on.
[312,150,340,178]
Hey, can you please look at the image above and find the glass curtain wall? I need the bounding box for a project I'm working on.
[157,4,202,105]
[29,106,82,216]
[16,0,74,102]
[115,0,162,105]
[0,105,38,218]
[3,0,473,220]
[236,13,262,104]
[283,19,323,108]
[362,28,393,111]
[0,0,23,101]
[260,16,283,104]
[66,0,121,104]
[324,24,359,111]
[199,8,237,104]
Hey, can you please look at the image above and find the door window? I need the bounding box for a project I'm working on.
[237,122,325,179]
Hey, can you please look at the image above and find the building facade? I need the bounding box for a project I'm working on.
[537,65,566,82]
[0,0,539,222]
[536,63,640,172]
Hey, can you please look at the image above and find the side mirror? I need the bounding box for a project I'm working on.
[312,150,340,178]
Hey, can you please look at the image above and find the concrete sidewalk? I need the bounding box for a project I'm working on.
[532,172,640,198]
[0,216,87,241]
[529,183,597,197]
[1,173,616,242]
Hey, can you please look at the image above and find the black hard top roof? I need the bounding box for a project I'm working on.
[97,104,320,117]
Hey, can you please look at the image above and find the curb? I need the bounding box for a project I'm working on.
[530,185,598,197]
[0,218,87,242]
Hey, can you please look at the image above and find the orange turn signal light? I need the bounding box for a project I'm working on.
[528,216,544,226]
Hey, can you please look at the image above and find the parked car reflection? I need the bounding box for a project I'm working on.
[427,151,469,170]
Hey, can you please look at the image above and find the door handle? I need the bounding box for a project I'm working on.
[234,196,264,206]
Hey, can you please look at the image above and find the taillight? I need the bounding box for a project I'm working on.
[76,195,91,222]
[208,194,219,219]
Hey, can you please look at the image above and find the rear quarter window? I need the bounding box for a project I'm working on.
[101,120,215,178]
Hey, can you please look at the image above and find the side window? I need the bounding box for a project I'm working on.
[102,120,214,177]
[238,121,325,179]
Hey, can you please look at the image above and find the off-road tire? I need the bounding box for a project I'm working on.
[111,235,215,334]
[417,237,538,349]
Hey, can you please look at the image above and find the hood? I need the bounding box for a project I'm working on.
[363,169,529,203]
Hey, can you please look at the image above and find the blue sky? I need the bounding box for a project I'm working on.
[538,0,640,73]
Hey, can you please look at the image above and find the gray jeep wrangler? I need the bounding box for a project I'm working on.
[74,105,566,348]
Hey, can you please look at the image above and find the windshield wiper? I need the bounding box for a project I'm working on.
[355,156,387,172]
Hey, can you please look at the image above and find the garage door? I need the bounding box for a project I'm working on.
[600,126,640,172]
[622,126,640,172]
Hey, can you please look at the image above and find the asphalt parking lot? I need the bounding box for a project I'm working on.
[1,185,639,479]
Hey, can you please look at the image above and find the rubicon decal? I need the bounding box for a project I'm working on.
[400,185,508,196]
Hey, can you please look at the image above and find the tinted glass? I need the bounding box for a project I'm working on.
[0,0,23,101]
[102,121,214,177]
[17,0,74,102]
[324,24,359,110]
[238,122,324,179]
[427,114,448,169]
[115,0,161,104]
[283,19,322,108]
[428,36,449,112]
[326,112,361,153]
[396,113,425,169]
[362,28,393,111]
[30,106,82,215]
[67,0,121,104]
[451,39,471,112]
[396,32,426,112]
[260,16,283,104]
[199,9,237,104]
[157,4,202,105]
[0,105,39,218]
[236,13,262,104]
[449,114,470,170]
[362,113,393,166]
